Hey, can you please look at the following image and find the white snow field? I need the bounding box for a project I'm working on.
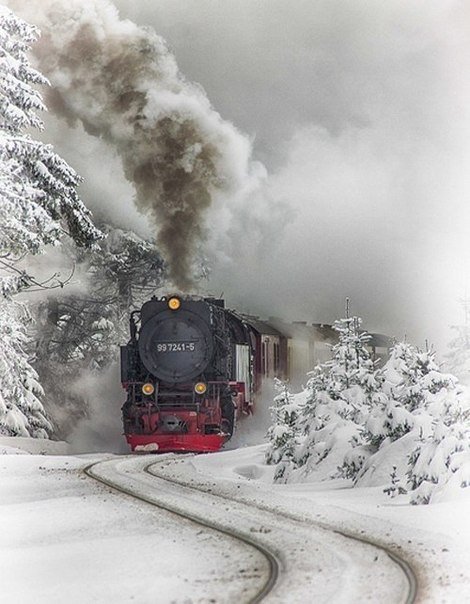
[188,444,470,603]
[1,436,469,603]
[90,455,410,603]
[0,440,268,604]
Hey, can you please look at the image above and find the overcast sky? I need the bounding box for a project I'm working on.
[22,0,470,349]
[110,0,470,346]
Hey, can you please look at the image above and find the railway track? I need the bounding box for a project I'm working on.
[146,457,418,604]
[85,456,417,603]
[84,458,279,603]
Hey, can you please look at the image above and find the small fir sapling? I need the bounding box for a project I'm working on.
[331,312,387,479]
[368,342,470,503]
[265,379,302,482]
[407,415,470,504]
[289,301,386,482]
[383,465,407,498]
[295,364,332,469]
[362,342,461,455]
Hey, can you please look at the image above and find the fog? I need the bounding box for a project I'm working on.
[10,0,470,349]
[111,0,470,348]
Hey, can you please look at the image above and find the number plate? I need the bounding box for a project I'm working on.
[156,342,196,353]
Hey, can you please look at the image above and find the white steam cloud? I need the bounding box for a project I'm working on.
[8,0,470,350]
[67,363,127,453]
[115,0,470,349]
[8,0,267,290]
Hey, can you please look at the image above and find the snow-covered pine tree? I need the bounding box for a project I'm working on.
[328,315,386,479]
[265,379,302,482]
[0,300,52,437]
[286,310,386,482]
[407,410,470,504]
[0,7,101,258]
[362,342,417,451]
[0,6,101,438]
[293,363,333,469]
[0,7,101,276]
[357,340,470,503]
[333,316,385,422]
[404,347,470,503]
[31,226,165,438]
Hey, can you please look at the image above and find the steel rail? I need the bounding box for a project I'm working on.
[83,459,279,604]
[146,459,418,604]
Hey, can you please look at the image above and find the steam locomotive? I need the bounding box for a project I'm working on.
[120,295,287,453]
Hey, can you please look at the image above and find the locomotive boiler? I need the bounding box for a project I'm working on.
[120,295,261,452]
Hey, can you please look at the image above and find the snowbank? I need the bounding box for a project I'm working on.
[187,444,470,602]
[0,436,70,455]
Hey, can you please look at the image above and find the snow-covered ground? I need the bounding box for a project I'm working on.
[0,439,268,603]
[2,436,469,603]
[91,455,411,603]
[188,444,470,603]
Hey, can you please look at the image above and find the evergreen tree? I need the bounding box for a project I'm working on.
[265,379,302,482]
[0,300,52,437]
[0,6,101,438]
[295,364,332,468]
[407,411,470,504]
[31,225,165,438]
[327,315,386,479]
[361,343,470,502]
[383,465,407,498]
[403,349,469,503]
[285,310,386,482]
[363,342,418,450]
[0,6,101,279]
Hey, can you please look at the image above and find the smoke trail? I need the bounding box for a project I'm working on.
[8,0,256,289]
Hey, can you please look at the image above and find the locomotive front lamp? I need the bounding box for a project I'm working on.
[142,383,155,396]
[168,297,181,311]
[194,382,207,395]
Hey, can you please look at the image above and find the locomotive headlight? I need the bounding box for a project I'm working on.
[168,297,181,311]
[142,383,155,396]
[194,382,207,395]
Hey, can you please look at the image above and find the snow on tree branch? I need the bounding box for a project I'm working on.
[266,310,470,504]
[0,6,102,439]
[0,5,102,293]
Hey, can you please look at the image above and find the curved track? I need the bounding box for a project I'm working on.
[147,456,418,604]
[85,456,417,603]
[84,459,279,604]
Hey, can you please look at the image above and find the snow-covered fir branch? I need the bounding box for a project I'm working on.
[30,225,165,438]
[0,6,102,438]
[266,311,470,504]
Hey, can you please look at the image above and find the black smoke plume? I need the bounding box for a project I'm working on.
[9,0,256,289]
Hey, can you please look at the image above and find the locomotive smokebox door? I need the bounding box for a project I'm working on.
[138,298,215,383]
